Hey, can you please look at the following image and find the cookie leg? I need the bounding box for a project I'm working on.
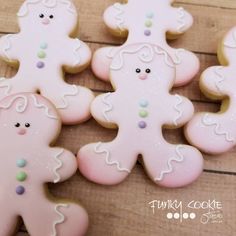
[143,141,203,188]
[78,137,137,185]
[92,46,120,82]
[23,200,88,236]
[0,211,19,236]
[185,112,236,154]
[41,82,94,125]
[166,46,200,87]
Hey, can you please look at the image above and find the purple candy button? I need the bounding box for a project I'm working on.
[138,121,147,129]
[37,61,45,69]
[16,186,25,195]
[144,30,151,36]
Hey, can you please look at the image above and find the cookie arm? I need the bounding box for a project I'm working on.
[91,92,117,128]
[200,66,229,98]
[0,34,20,63]
[103,3,128,37]
[49,148,77,183]
[163,95,194,127]
[64,38,92,73]
[166,6,193,35]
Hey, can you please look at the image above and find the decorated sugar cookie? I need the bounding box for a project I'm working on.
[78,44,203,187]
[0,0,94,125]
[185,26,236,154]
[92,0,199,87]
[0,93,88,236]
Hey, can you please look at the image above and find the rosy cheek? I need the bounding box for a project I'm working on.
[17,128,27,135]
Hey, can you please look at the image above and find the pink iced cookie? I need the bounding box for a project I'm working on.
[92,0,199,87]
[185,26,236,154]
[0,93,88,236]
[0,0,94,125]
[78,44,203,187]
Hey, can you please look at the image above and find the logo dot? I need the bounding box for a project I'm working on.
[174,213,180,219]
[190,213,196,219]
[183,213,189,219]
[166,213,173,219]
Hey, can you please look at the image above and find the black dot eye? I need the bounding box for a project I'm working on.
[136,68,141,73]
[49,15,54,19]
[146,68,151,73]
[39,14,44,18]
[15,123,20,128]
[25,123,30,128]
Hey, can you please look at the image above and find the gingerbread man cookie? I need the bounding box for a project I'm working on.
[185,27,236,154]
[0,0,94,125]
[0,93,88,236]
[78,44,203,187]
[92,0,199,87]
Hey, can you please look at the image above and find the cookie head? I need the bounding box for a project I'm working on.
[17,0,77,34]
[0,93,60,144]
[110,44,175,89]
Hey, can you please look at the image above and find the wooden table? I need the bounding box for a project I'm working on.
[0,0,235,235]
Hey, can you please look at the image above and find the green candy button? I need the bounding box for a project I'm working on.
[37,51,46,59]
[139,110,148,118]
[145,20,153,28]
[16,171,27,182]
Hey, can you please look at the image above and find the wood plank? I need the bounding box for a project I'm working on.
[20,168,236,235]
[0,41,219,103]
[0,1,235,54]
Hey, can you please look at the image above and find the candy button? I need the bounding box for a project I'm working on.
[138,121,147,129]
[145,20,152,28]
[146,12,154,19]
[144,30,151,36]
[139,110,148,118]
[16,186,25,195]
[16,171,27,182]
[16,159,27,168]
[37,61,45,69]
[37,51,46,59]
[139,99,149,108]
[40,42,48,49]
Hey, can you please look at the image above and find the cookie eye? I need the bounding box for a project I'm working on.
[49,15,54,19]
[25,123,30,128]
[39,14,44,18]
[146,68,151,73]
[136,68,141,73]
[15,123,20,128]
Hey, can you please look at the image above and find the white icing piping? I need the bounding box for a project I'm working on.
[154,46,175,68]
[52,203,69,236]
[173,95,183,126]
[224,30,236,48]
[202,113,234,142]
[53,149,64,183]
[106,47,116,59]
[173,49,185,65]
[73,38,81,66]
[0,78,11,96]
[155,145,185,182]
[31,95,58,120]
[0,95,28,113]
[94,142,131,173]
[113,3,125,31]
[177,7,186,33]
[2,34,12,61]
[214,67,225,92]
[56,85,79,109]
[102,93,113,122]
[17,0,76,17]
